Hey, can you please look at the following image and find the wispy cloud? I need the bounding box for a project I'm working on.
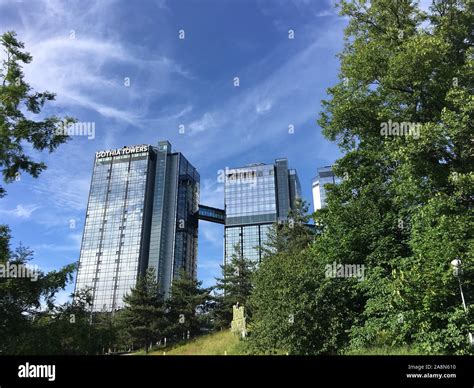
[0,204,40,219]
[188,112,217,135]
[256,100,272,114]
[182,23,345,167]
[1,0,191,129]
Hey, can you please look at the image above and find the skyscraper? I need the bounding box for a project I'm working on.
[224,159,301,264]
[75,141,199,312]
[312,166,337,211]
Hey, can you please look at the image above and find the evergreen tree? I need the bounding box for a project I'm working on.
[0,31,75,197]
[213,242,255,329]
[120,269,165,354]
[165,269,211,340]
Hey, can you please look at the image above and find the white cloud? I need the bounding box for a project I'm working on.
[0,204,40,219]
[174,105,193,119]
[1,0,191,128]
[188,112,217,135]
[183,22,345,166]
[197,259,221,270]
[29,168,91,212]
[256,100,272,114]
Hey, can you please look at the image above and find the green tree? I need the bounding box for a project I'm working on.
[51,288,95,355]
[246,201,346,355]
[92,310,119,354]
[15,288,120,355]
[165,269,211,341]
[31,288,94,355]
[0,31,80,355]
[0,31,75,197]
[317,0,473,354]
[120,269,165,354]
[213,242,256,329]
[0,227,76,354]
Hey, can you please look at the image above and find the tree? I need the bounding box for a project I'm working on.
[165,269,211,341]
[92,310,119,355]
[0,31,82,355]
[261,199,314,255]
[120,269,165,354]
[0,227,76,354]
[0,225,9,261]
[0,31,75,197]
[246,201,347,355]
[27,288,94,355]
[316,0,473,354]
[12,287,121,355]
[213,242,255,329]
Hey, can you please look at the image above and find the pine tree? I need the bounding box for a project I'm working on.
[165,269,211,341]
[0,31,75,197]
[213,242,256,329]
[120,269,165,354]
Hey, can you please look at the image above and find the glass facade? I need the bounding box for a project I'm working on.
[174,155,200,284]
[224,160,300,264]
[312,166,337,211]
[225,224,272,263]
[75,141,199,311]
[198,205,225,224]
[225,164,277,226]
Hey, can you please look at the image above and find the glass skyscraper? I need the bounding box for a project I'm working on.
[224,159,301,264]
[312,166,337,211]
[75,141,199,312]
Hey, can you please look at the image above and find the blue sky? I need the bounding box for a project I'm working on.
[0,0,347,303]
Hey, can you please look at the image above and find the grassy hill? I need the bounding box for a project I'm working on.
[144,330,246,356]
[133,330,428,356]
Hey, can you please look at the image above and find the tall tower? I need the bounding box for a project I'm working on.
[74,141,199,311]
[223,159,300,264]
[312,166,336,211]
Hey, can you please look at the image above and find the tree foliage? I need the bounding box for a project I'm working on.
[165,269,212,340]
[317,0,473,354]
[0,226,80,354]
[119,269,165,354]
[0,31,75,196]
[247,0,472,355]
[213,242,256,329]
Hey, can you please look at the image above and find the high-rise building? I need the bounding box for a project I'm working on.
[75,141,199,312]
[312,166,337,211]
[224,159,301,264]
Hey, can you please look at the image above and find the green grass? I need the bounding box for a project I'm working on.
[133,331,434,356]
[141,330,247,356]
